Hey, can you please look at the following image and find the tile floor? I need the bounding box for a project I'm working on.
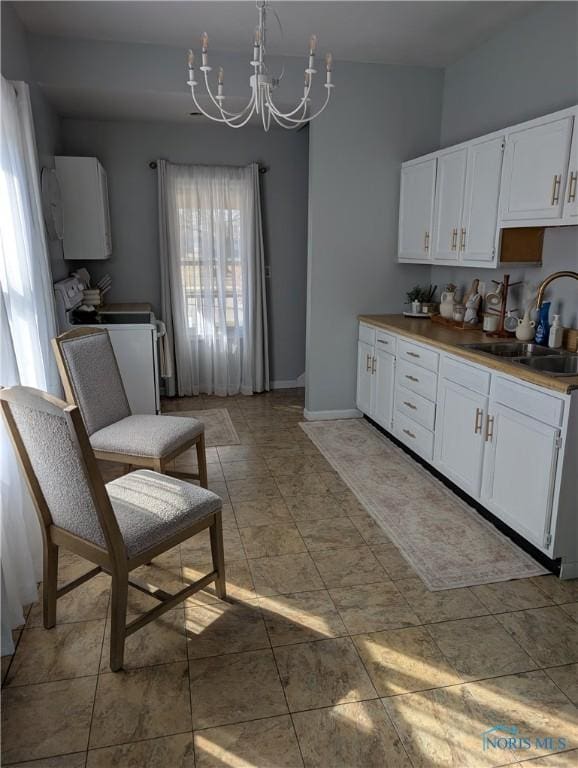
[2,389,578,767]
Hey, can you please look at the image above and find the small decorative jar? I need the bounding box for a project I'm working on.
[453,304,466,323]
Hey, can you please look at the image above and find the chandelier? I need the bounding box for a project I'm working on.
[186,0,334,130]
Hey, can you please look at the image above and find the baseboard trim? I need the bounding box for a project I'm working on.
[270,373,306,390]
[303,408,362,421]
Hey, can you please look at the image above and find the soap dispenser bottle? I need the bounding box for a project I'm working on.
[548,315,563,349]
[534,301,551,346]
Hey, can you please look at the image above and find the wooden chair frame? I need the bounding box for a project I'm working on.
[0,387,226,672]
[51,327,208,487]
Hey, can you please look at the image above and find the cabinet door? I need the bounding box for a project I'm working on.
[461,136,504,264]
[398,158,436,261]
[500,116,573,222]
[372,349,395,430]
[356,341,374,415]
[434,379,487,498]
[481,403,560,551]
[431,148,467,263]
[562,115,577,221]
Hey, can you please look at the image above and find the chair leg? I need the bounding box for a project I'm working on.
[110,573,129,672]
[196,433,208,489]
[210,511,226,600]
[43,541,58,629]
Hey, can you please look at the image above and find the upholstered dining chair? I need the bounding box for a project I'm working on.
[0,386,226,671]
[52,327,208,487]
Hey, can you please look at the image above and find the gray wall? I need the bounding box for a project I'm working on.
[61,119,309,383]
[435,1,578,328]
[441,2,578,147]
[0,2,66,280]
[306,61,443,413]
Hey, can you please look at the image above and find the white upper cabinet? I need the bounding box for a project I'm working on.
[397,105,577,268]
[562,116,578,221]
[398,158,436,261]
[431,148,467,263]
[461,136,505,264]
[56,156,113,260]
[500,115,573,223]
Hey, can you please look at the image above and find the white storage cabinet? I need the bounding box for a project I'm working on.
[55,156,112,260]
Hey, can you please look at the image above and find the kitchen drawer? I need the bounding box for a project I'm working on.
[492,377,564,427]
[397,359,438,402]
[394,410,434,461]
[398,338,439,372]
[441,355,491,395]
[395,384,436,431]
[359,323,376,346]
[375,329,397,354]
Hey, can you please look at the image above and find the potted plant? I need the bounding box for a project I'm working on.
[405,285,437,314]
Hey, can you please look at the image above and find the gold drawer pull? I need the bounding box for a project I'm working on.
[551,174,561,205]
[402,428,416,439]
[403,401,417,410]
[474,407,483,434]
[406,351,420,358]
[485,414,494,442]
[405,374,419,383]
[569,171,577,203]
[377,339,389,345]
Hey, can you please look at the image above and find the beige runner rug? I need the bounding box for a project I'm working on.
[300,418,547,590]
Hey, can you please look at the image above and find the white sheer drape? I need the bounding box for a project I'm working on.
[0,78,60,655]
[159,161,269,396]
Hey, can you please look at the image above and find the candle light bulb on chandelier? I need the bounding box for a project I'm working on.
[201,32,209,52]
[218,67,224,86]
[187,49,194,67]
[325,52,333,72]
[309,34,318,55]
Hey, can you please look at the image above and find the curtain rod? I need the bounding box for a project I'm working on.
[148,160,268,174]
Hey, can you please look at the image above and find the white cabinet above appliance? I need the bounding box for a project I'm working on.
[55,156,112,260]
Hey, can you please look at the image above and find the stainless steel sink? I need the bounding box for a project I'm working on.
[516,355,578,377]
[460,342,564,359]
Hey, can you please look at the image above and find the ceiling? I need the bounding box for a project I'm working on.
[13,0,537,68]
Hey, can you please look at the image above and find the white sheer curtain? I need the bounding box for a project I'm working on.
[158,160,269,396]
[0,78,60,655]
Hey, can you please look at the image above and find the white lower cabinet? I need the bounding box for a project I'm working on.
[356,340,374,415]
[373,349,395,430]
[356,322,575,569]
[356,334,395,430]
[481,402,561,551]
[434,379,488,498]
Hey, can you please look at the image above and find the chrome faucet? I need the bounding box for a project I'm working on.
[535,271,578,308]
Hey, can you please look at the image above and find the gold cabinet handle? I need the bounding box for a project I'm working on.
[551,174,561,205]
[405,374,419,383]
[377,339,389,345]
[403,400,417,410]
[371,356,376,374]
[402,428,416,439]
[406,351,420,358]
[424,231,430,252]
[568,171,577,203]
[474,407,483,434]
[485,414,494,442]
[450,228,458,250]
[460,228,466,251]
[366,354,372,371]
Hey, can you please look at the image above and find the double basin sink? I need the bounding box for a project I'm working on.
[460,342,578,378]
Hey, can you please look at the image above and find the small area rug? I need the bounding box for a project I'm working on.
[168,409,240,447]
[300,418,547,590]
